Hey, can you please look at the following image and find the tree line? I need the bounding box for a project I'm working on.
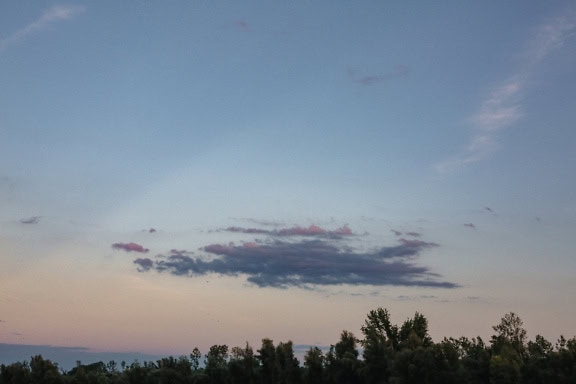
[1,308,575,383]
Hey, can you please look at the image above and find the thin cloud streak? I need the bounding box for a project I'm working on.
[0,5,84,52]
[347,65,410,86]
[134,238,457,289]
[223,224,353,238]
[435,10,576,173]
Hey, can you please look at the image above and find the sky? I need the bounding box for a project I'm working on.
[1,0,576,370]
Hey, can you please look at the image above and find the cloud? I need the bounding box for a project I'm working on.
[225,226,271,235]
[134,258,153,272]
[20,216,41,224]
[223,224,354,239]
[233,218,285,227]
[463,223,476,229]
[135,237,457,289]
[405,232,421,237]
[0,5,85,52]
[435,9,576,172]
[347,65,410,86]
[112,242,149,253]
[391,229,403,236]
[234,20,251,32]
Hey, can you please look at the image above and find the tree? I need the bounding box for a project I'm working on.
[275,341,301,384]
[489,345,521,384]
[258,338,277,384]
[491,312,527,359]
[191,348,202,371]
[325,330,362,384]
[0,361,31,384]
[449,336,490,384]
[303,347,324,384]
[399,312,432,350]
[228,343,258,384]
[205,345,229,384]
[360,307,397,383]
[29,355,61,384]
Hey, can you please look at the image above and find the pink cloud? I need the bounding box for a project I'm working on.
[278,225,326,236]
[112,242,149,253]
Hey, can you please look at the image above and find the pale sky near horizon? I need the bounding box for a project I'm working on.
[1,1,576,367]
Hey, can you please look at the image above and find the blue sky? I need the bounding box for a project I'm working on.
[1,1,576,368]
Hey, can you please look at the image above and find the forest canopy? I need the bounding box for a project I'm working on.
[1,308,575,384]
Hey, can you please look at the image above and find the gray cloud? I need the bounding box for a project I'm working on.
[135,238,457,289]
[20,216,41,224]
[134,258,153,272]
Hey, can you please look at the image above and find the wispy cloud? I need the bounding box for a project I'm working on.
[435,9,576,173]
[347,65,410,86]
[0,5,84,52]
[223,224,353,239]
[134,237,456,289]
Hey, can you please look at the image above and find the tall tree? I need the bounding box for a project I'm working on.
[205,345,229,384]
[360,307,397,383]
[325,330,362,384]
[303,347,324,384]
[398,312,432,349]
[229,343,258,384]
[275,341,301,384]
[491,312,527,359]
[258,338,277,384]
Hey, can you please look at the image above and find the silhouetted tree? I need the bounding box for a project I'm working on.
[361,307,397,383]
[229,343,258,384]
[205,345,229,384]
[325,330,362,384]
[303,347,324,384]
[258,338,277,384]
[0,361,31,384]
[275,341,301,384]
[29,355,61,384]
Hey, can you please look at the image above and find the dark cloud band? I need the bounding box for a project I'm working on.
[134,238,457,289]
